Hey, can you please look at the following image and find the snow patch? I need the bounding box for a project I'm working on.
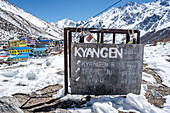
[142,72,157,84]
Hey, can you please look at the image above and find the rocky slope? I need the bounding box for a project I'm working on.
[141,27,170,44]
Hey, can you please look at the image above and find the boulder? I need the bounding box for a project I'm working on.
[149,88,163,99]
[0,96,24,113]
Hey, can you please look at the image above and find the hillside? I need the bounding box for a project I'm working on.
[0,0,63,40]
[141,27,170,44]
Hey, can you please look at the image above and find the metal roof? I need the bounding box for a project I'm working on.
[19,52,33,55]
[33,48,48,51]
[9,55,29,58]
[40,40,52,42]
[12,47,33,50]
[20,37,26,40]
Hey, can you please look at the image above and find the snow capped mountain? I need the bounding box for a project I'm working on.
[1,0,169,42]
[0,0,63,40]
[55,0,170,37]
[51,18,76,29]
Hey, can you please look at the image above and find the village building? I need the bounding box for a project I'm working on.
[33,48,50,57]
[26,37,36,47]
[9,47,33,55]
[55,39,64,50]
[8,39,19,48]
[19,37,27,47]
[8,37,27,48]
[7,55,29,62]
[36,39,52,48]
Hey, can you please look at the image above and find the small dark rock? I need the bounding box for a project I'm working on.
[85,95,91,101]
[2,80,8,82]
[56,70,64,75]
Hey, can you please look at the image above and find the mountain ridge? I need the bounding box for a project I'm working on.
[55,0,170,39]
[0,0,170,42]
[0,0,63,40]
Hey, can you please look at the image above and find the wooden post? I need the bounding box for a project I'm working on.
[137,31,140,44]
[79,28,84,43]
[126,33,130,44]
[113,33,115,44]
[133,38,136,44]
[101,32,104,43]
[97,32,100,42]
[64,28,68,95]
[68,31,72,78]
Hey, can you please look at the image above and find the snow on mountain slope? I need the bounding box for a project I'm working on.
[51,18,76,29]
[0,0,63,40]
[55,0,170,37]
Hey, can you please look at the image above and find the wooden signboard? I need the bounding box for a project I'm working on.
[71,43,144,95]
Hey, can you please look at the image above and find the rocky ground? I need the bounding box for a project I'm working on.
[143,64,170,108]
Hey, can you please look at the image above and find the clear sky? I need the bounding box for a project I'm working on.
[6,0,155,22]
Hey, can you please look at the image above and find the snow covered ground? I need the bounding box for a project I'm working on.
[0,42,170,113]
[144,42,170,87]
[0,55,64,97]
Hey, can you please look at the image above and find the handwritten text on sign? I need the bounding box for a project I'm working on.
[71,43,144,95]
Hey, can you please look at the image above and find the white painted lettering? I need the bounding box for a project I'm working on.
[81,48,88,57]
[75,47,82,57]
[74,47,123,58]
[109,48,117,58]
[117,48,123,59]
[86,48,93,57]
[100,48,108,58]
[92,48,100,58]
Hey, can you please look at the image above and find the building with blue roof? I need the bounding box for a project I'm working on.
[33,48,50,57]
[7,55,29,62]
[40,40,52,42]
[20,37,26,40]
[12,47,33,50]
[19,52,33,55]
[9,47,33,55]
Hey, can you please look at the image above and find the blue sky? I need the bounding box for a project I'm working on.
[6,0,155,22]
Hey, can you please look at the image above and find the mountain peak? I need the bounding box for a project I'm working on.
[124,1,136,6]
[155,0,170,6]
[54,18,76,29]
